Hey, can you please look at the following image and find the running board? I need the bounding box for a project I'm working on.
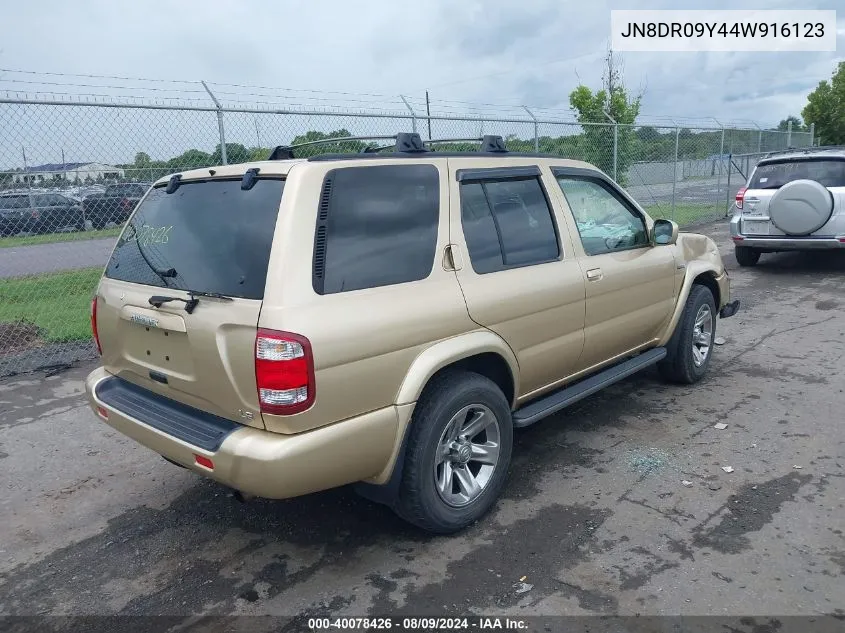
[512,347,667,428]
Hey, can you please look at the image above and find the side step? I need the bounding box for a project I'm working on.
[512,347,667,428]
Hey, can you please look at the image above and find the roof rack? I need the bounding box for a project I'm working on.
[761,145,845,159]
[267,133,509,160]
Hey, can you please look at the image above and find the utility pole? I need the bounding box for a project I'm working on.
[425,91,432,140]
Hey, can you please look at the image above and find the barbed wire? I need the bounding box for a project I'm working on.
[0,67,790,130]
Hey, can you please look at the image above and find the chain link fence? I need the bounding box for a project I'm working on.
[0,96,814,376]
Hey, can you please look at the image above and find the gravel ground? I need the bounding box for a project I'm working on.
[0,219,843,630]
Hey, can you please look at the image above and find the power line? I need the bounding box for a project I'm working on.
[412,51,605,92]
[0,68,199,85]
[0,78,206,93]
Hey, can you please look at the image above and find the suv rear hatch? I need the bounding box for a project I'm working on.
[94,173,286,430]
[738,157,845,236]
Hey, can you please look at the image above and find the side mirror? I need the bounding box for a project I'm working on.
[652,219,678,246]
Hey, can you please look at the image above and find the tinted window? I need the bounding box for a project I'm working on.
[0,196,29,209]
[460,177,559,274]
[750,159,845,189]
[105,178,284,299]
[556,177,649,256]
[317,164,439,294]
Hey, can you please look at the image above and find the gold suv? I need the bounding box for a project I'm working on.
[85,133,739,533]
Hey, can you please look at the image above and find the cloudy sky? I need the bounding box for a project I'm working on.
[0,0,842,125]
[0,0,842,167]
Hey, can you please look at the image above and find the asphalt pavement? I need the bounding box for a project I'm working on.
[0,220,843,629]
[0,237,115,278]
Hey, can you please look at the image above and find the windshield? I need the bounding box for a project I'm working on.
[0,195,30,209]
[750,159,845,189]
[105,178,284,300]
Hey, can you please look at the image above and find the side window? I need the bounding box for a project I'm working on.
[315,164,440,294]
[556,177,649,256]
[460,176,559,274]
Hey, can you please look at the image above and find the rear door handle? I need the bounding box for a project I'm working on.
[586,268,603,281]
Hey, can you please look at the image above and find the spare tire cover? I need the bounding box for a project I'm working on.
[768,179,834,236]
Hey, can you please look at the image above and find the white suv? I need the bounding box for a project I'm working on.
[730,147,845,266]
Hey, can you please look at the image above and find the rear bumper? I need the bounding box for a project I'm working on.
[85,367,399,499]
[730,215,845,250]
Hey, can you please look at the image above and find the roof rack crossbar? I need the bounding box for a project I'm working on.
[268,135,400,160]
[268,133,510,160]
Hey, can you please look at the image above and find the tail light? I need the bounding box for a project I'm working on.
[91,296,102,355]
[31,210,40,219]
[735,187,747,210]
[120,197,132,212]
[255,329,315,415]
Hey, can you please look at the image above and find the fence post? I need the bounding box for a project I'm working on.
[202,81,227,165]
[810,122,815,146]
[757,129,762,153]
[787,119,792,148]
[716,124,725,215]
[400,95,417,134]
[725,153,733,217]
[523,106,539,153]
[602,110,617,181]
[671,126,680,220]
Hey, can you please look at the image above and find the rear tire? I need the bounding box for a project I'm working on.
[395,371,513,534]
[659,285,717,385]
[735,245,760,267]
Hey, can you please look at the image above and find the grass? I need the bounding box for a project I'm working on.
[0,227,121,248]
[644,203,729,227]
[0,267,101,342]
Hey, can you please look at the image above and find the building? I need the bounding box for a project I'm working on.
[12,162,125,184]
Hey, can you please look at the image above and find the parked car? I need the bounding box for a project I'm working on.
[731,146,845,266]
[82,183,150,229]
[0,191,85,236]
[85,133,739,533]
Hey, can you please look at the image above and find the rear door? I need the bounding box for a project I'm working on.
[740,158,845,236]
[95,174,287,429]
[448,160,586,399]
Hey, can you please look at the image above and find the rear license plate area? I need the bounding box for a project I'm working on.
[743,219,770,235]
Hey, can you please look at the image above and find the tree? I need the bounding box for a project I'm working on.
[775,115,806,132]
[569,49,641,182]
[134,152,151,167]
[287,129,366,157]
[167,149,212,170]
[635,126,660,143]
[211,143,251,164]
[802,61,845,145]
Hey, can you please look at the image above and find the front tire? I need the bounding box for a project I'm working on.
[396,371,513,534]
[735,245,760,267]
[659,285,717,384]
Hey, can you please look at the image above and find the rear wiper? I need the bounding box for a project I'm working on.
[148,290,233,314]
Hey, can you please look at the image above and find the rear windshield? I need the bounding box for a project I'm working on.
[750,159,845,189]
[0,195,29,209]
[105,178,284,300]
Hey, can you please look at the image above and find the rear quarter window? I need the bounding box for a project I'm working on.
[314,164,440,294]
[105,178,284,299]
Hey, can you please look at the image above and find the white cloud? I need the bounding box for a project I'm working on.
[0,0,841,166]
